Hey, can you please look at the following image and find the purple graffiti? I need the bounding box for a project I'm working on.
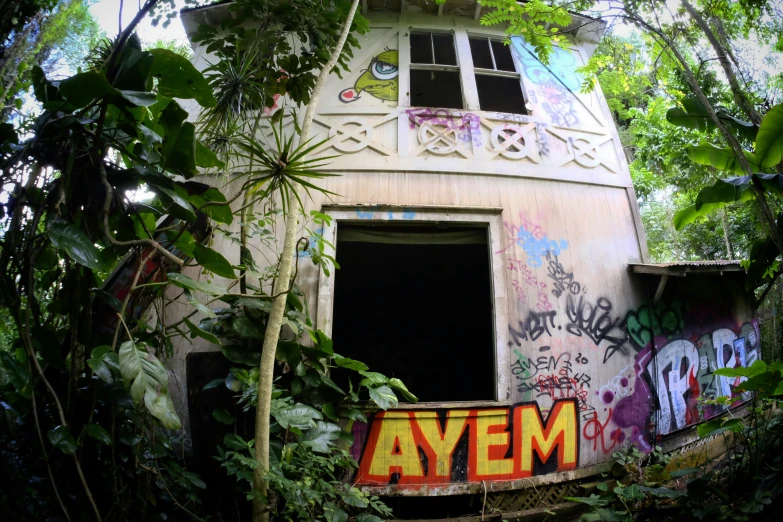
[405,108,482,147]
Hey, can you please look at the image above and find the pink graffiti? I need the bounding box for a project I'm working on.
[507,258,552,311]
[405,107,482,146]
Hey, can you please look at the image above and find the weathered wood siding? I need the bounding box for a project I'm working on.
[170,8,761,495]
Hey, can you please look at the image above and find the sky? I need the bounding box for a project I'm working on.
[88,0,190,47]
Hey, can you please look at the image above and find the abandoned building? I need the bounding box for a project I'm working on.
[168,0,761,517]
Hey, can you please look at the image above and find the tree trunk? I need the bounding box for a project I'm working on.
[621,7,783,256]
[721,207,734,259]
[251,1,361,521]
[681,0,761,125]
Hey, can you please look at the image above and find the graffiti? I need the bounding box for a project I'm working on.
[354,400,579,485]
[535,122,550,157]
[598,364,630,404]
[564,295,628,363]
[511,350,592,418]
[503,217,568,268]
[406,107,482,146]
[355,207,416,220]
[583,409,624,455]
[508,258,552,311]
[545,251,583,297]
[625,301,685,350]
[339,49,398,103]
[646,322,761,433]
[511,38,581,127]
[509,310,558,345]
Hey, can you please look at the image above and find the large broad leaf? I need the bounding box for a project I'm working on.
[162,122,198,178]
[150,49,216,107]
[685,141,761,174]
[86,424,112,445]
[185,186,232,225]
[368,385,398,410]
[165,229,197,258]
[333,354,368,371]
[221,345,260,366]
[59,71,120,108]
[196,140,225,168]
[697,418,743,438]
[167,272,226,296]
[275,403,322,429]
[212,408,235,425]
[756,104,783,168]
[300,421,341,453]
[194,244,235,279]
[666,97,758,141]
[47,219,103,270]
[389,377,418,403]
[184,318,221,345]
[118,340,181,429]
[47,426,78,454]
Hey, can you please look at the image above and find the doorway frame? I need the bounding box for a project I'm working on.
[316,204,511,406]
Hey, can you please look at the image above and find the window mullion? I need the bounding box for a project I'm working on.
[454,29,480,111]
[488,38,498,71]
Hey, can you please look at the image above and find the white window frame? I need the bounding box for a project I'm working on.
[315,205,512,406]
[408,29,466,110]
[467,34,527,114]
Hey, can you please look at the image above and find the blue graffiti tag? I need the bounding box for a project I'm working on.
[516,227,568,267]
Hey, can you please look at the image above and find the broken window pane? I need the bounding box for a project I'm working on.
[476,75,526,114]
[491,40,516,72]
[411,32,433,63]
[411,69,463,109]
[432,33,458,65]
[469,37,494,69]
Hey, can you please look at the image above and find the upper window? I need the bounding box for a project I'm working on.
[469,36,527,115]
[410,31,464,109]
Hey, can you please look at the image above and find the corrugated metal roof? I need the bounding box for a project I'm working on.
[628,260,744,276]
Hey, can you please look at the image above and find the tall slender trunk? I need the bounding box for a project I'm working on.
[622,8,783,256]
[681,0,760,125]
[721,207,734,259]
[251,1,361,521]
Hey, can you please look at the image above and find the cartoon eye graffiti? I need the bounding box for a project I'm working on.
[371,59,398,80]
[338,49,399,103]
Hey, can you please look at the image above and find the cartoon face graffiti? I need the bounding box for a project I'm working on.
[339,50,398,103]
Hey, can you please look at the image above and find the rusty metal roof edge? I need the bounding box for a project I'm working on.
[628,260,745,275]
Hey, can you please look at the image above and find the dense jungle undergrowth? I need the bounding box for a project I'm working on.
[1,1,783,522]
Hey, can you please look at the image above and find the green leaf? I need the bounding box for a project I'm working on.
[756,104,783,168]
[0,351,31,395]
[669,467,699,478]
[86,424,112,445]
[673,175,755,230]
[183,288,216,318]
[389,377,418,402]
[184,318,221,345]
[59,71,120,108]
[333,354,368,371]
[324,504,349,522]
[300,421,341,453]
[713,360,767,378]
[343,408,367,423]
[187,187,232,225]
[368,385,398,410]
[118,90,159,106]
[150,49,216,107]
[167,272,227,296]
[132,212,157,240]
[154,185,196,221]
[231,316,264,339]
[118,340,181,429]
[274,403,322,429]
[47,219,103,271]
[196,140,224,168]
[685,141,761,174]
[697,418,743,438]
[164,229,196,258]
[212,408,235,424]
[47,426,78,455]
[666,97,758,141]
[356,515,383,522]
[221,345,260,366]
[359,371,388,387]
[195,244,235,279]
[182,471,207,489]
[203,378,224,391]
[342,490,369,508]
[320,374,345,395]
[162,122,198,178]
[87,359,113,383]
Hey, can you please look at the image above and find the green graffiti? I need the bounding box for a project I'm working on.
[625,301,685,349]
[339,50,398,103]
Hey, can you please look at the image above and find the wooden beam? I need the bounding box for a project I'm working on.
[361,0,368,17]
[653,274,668,304]
[401,0,406,14]
[438,2,444,16]
[474,1,482,20]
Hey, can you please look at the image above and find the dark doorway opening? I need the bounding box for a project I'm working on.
[331,224,496,402]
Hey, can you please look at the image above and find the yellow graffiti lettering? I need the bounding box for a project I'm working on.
[414,411,469,477]
[367,411,424,479]
[515,401,578,475]
[474,410,514,478]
